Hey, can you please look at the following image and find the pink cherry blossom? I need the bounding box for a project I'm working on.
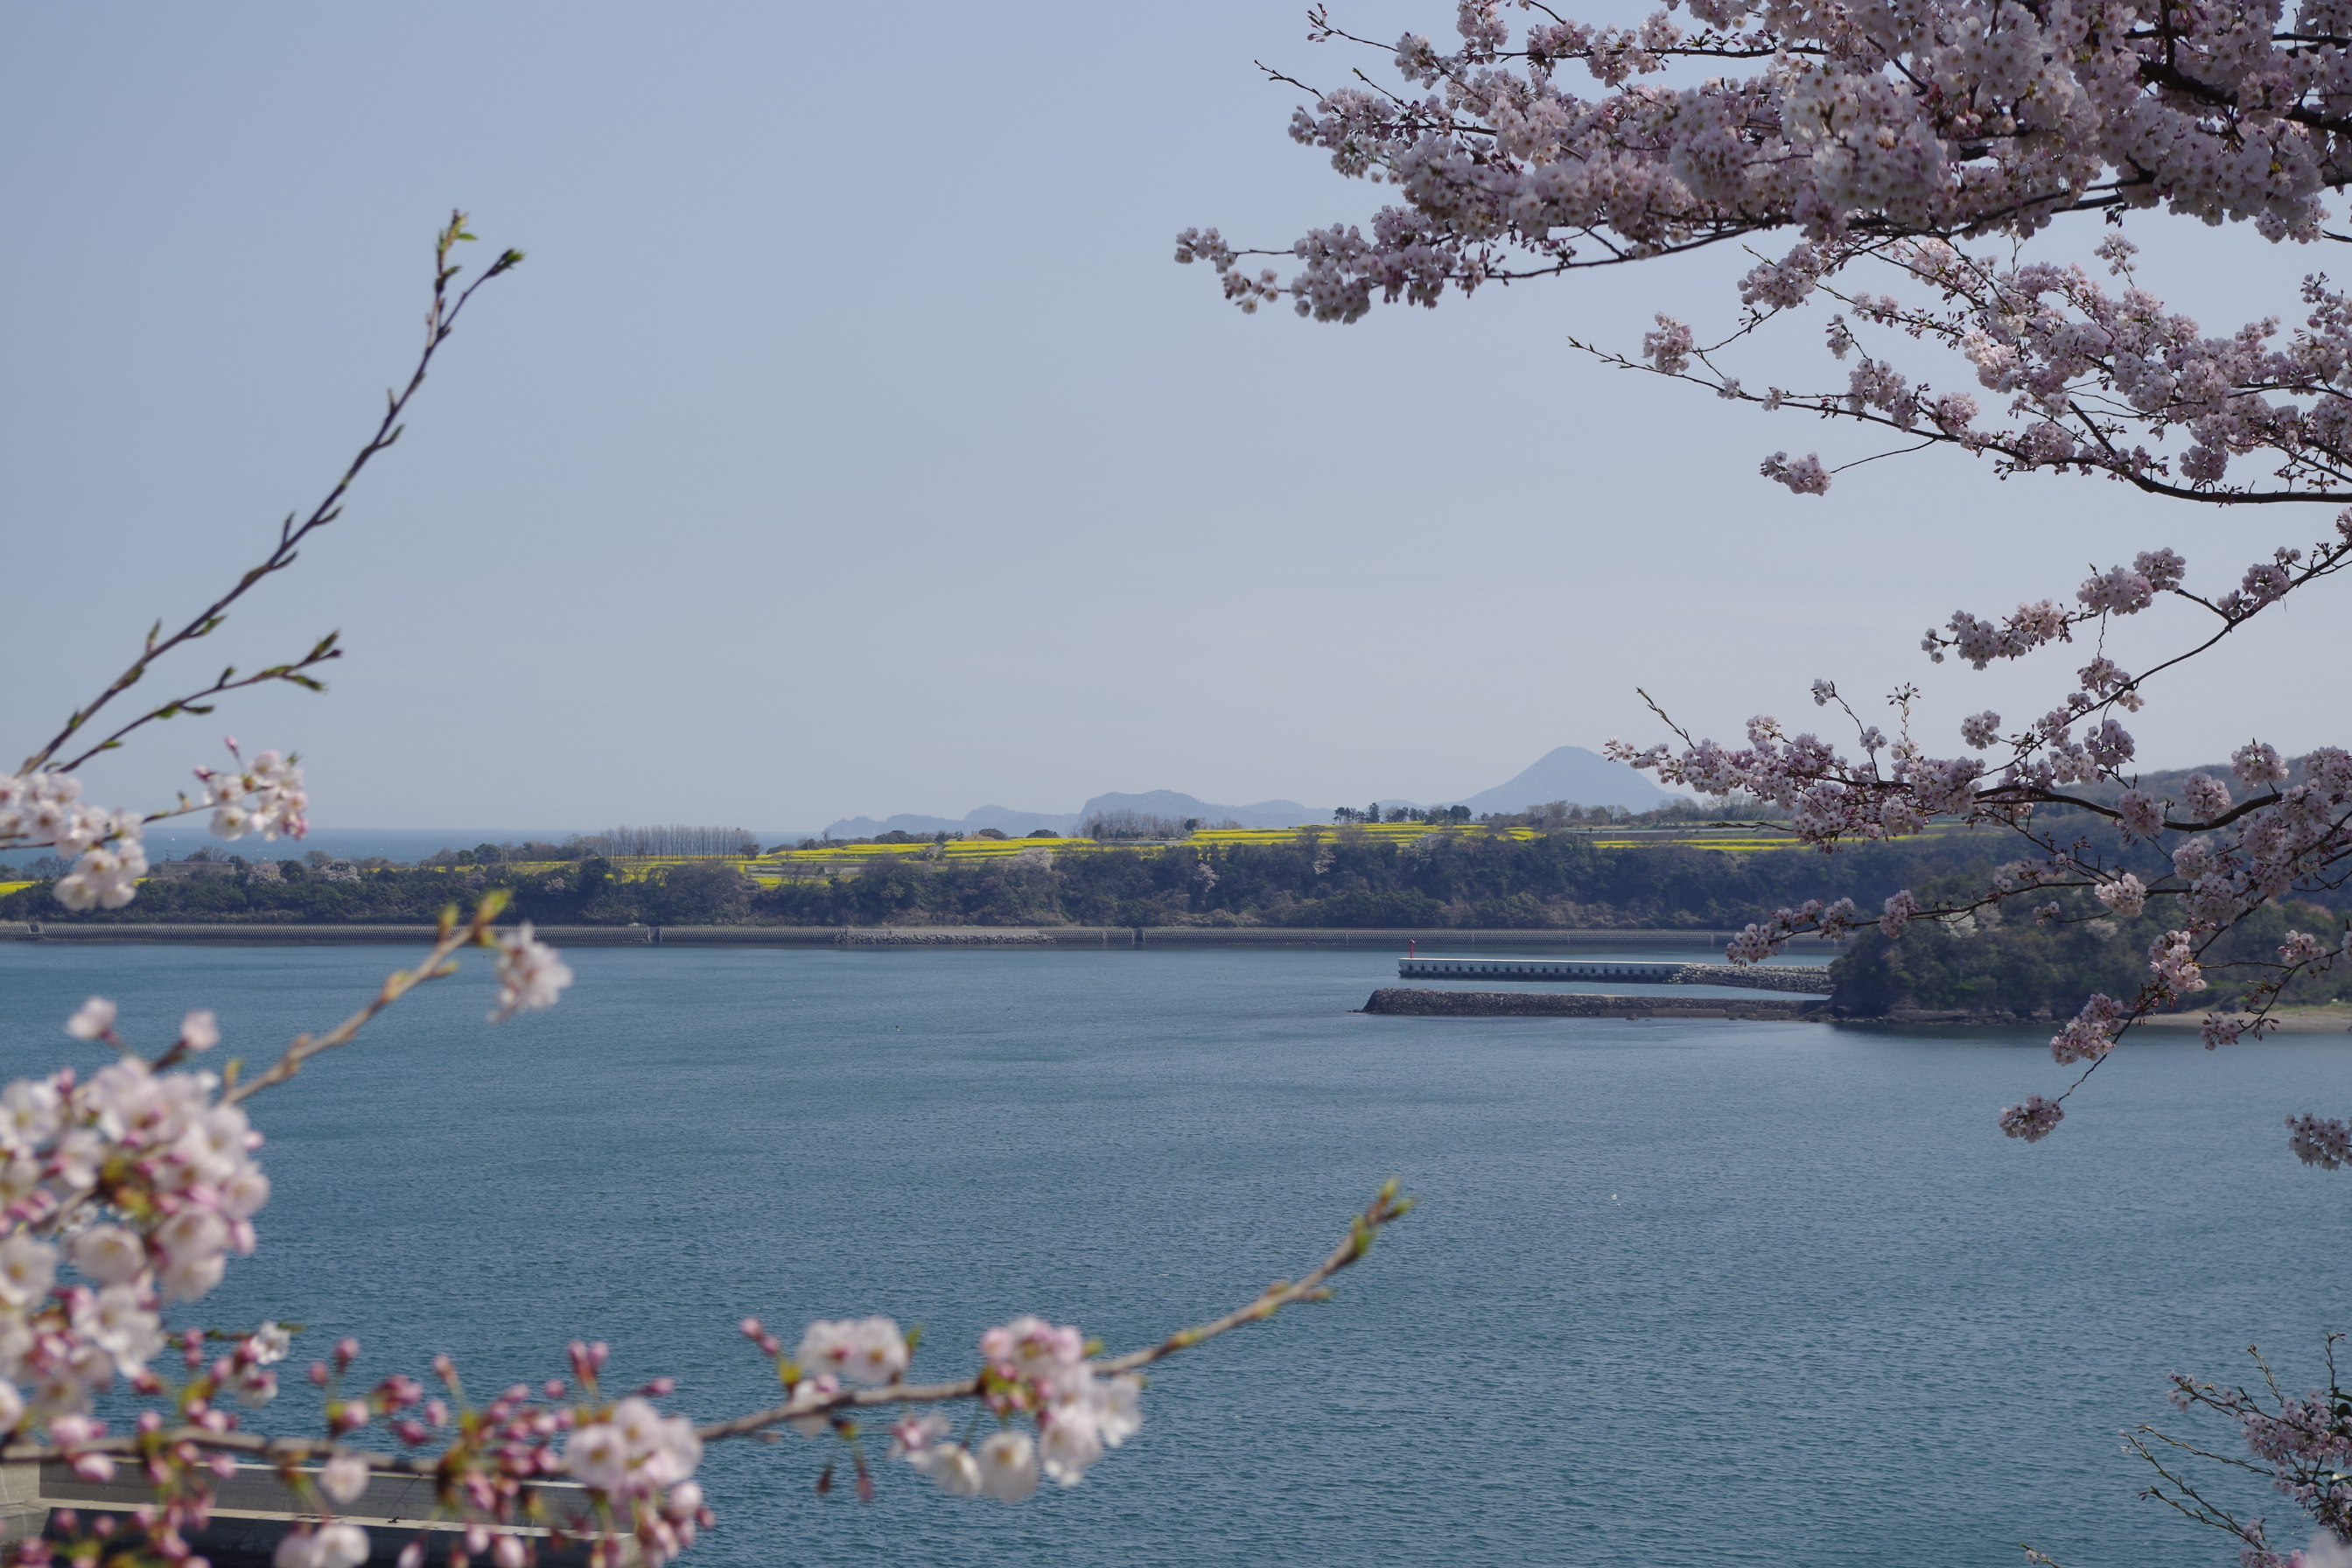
[1999,1096,2065,1143]
[794,1316,908,1386]
[488,924,573,1023]
[64,999,116,1042]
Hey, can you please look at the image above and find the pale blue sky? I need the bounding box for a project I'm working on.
[4,3,2341,834]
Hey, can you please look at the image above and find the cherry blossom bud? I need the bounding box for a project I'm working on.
[178,1012,220,1053]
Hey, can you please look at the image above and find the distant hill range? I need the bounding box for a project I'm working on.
[818,746,1676,840]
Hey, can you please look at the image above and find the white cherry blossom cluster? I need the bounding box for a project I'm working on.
[794,1316,909,1387]
[897,1316,1143,1502]
[237,1338,712,1568]
[4,738,321,914]
[0,773,146,911]
[0,1002,270,1452]
[1189,0,2352,401]
[747,1310,1144,1505]
[194,744,309,844]
[562,1390,706,1564]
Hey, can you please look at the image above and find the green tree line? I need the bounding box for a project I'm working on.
[2,830,2021,930]
[1827,877,2352,1017]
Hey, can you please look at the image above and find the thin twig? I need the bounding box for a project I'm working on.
[26,213,522,778]
[223,894,508,1107]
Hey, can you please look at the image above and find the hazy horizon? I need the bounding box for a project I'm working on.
[4,2,2342,832]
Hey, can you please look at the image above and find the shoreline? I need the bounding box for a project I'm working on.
[0,922,1748,950]
[2135,1006,2352,1034]
[1360,990,2352,1030]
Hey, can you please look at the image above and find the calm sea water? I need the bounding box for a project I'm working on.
[0,942,2344,1568]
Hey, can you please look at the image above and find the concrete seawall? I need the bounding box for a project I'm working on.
[0,922,1750,949]
[1363,987,1830,1020]
[1397,957,1830,992]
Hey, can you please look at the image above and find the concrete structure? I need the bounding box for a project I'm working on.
[0,1460,625,1567]
[1397,957,1833,992]
[1363,988,1829,1019]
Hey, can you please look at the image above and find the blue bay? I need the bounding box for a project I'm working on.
[0,942,2342,1568]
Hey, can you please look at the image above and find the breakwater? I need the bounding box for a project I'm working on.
[0,922,1750,949]
[1397,956,1830,992]
[1363,987,1829,1020]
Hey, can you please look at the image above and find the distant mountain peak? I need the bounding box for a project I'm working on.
[817,745,1676,841]
[1435,746,1677,816]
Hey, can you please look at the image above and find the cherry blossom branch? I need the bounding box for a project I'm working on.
[695,1179,1413,1442]
[49,636,344,780]
[221,895,515,1107]
[0,1185,1410,1522]
[24,212,522,778]
[2110,1337,2352,1565]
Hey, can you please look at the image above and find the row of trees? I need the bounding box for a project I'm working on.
[33,812,2299,937]
[32,836,2335,1015]
[1081,810,1200,840]
[1332,803,1474,823]
[571,824,759,858]
[5,829,2025,932]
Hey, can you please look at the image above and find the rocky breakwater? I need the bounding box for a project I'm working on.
[1663,963,1833,993]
